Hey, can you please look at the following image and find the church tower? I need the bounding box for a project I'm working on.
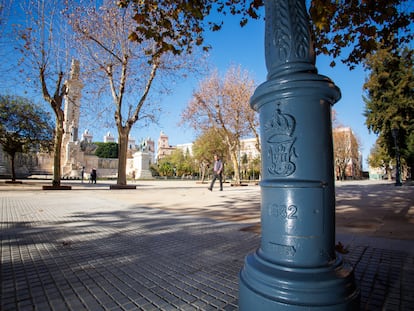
[62,59,84,176]
[156,131,176,162]
[63,59,83,143]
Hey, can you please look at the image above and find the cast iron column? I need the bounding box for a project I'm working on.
[239,0,360,309]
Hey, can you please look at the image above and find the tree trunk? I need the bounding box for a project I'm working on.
[230,150,241,185]
[40,69,66,187]
[52,120,64,186]
[10,153,16,182]
[117,128,129,185]
[409,160,414,181]
[401,164,408,181]
[387,166,392,180]
[200,163,206,183]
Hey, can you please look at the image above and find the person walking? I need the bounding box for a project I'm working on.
[208,154,223,191]
[90,168,97,184]
[81,166,85,183]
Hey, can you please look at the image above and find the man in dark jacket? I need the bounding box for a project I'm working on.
[208,154,223,191]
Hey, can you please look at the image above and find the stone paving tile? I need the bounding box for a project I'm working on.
[341,244,414,310]
[1,195,413,310]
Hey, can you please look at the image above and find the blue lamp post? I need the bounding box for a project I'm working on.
[239,0,360,309]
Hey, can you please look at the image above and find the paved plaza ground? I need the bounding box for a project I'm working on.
[1,179,413,310]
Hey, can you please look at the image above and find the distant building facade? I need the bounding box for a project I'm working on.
[157,131,176,161]
[176,143,193,157]
[156,132,260,164]
[104,132,115,143]
[240,137,261,160]
[333,127,362,180]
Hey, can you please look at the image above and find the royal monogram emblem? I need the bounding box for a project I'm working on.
[265,106,297,176]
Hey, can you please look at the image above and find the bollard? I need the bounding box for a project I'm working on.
[238,0,360,309]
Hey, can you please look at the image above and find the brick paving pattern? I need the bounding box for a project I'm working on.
[1,182,413,310]
[345,246,414,310]
[1,197,254,310]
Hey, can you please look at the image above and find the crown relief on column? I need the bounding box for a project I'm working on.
[264,103,297,176]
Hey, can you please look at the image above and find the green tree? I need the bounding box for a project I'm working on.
[363,45,414,178]
[192,128,228,182]
[157,149,196,178]
[0,95,54,181]
[407,131,414,175]
[240,153,250,180]
[182,148,197,177]
[94,142,118,159]
[249,155,261,181]
[170,149,195,177]
[368,138,393,180]
[157,159,174,177]
[122,0,413,69]
[309,0,414,68]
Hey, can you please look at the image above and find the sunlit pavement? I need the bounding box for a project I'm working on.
[1,179,413,310]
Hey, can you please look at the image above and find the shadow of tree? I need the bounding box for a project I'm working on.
[335,182,414,239]
[1,205,259,310]
[1,182,414,310]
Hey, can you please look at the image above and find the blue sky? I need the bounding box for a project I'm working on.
[1,4,377,171]
[138,15,377,171]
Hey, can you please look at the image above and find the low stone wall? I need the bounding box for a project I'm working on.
[0,147,151,180]
[98,158,119,169]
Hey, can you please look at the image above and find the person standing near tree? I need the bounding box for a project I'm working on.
[208,154,223,191]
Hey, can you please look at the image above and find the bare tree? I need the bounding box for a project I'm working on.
[181,65,257,185]
[0,0,15,82]
[67,0,201,186]
[16,0,73,187]
[333,127,360,180]
[0,0,13,34]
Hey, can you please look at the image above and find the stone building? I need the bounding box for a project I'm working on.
[156,131,176,161]
[104,132,115,143]
[333,127,362,179]
[176,143,193,157]
[240,137,261,160]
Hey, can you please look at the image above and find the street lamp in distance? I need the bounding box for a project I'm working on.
[391,127,403,186]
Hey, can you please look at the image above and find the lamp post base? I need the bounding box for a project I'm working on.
[239,250,360,310]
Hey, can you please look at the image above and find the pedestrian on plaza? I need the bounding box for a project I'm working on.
[208,154,223,191]
[81,166,85,183]
[90,168,97,184]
